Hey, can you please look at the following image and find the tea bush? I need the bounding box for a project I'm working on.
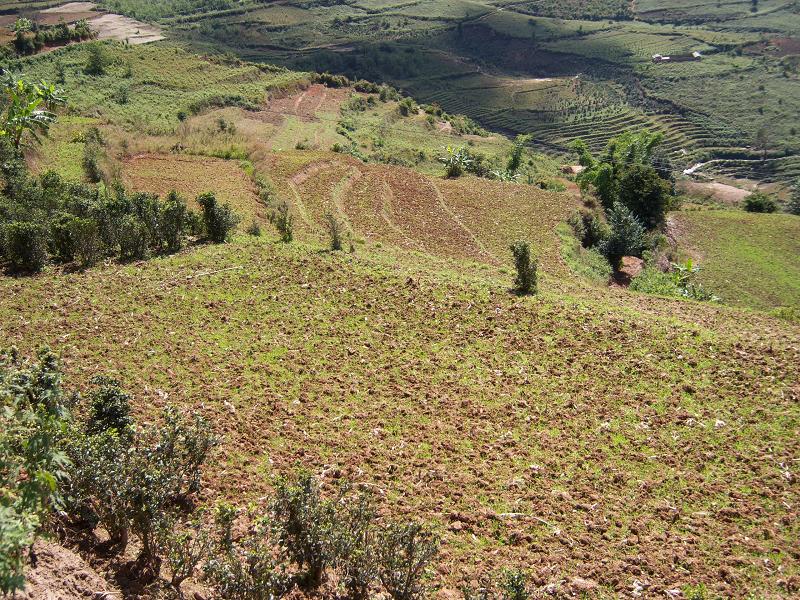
[2,221,48,273]
[198,192,240,243]
[510,241,538,295]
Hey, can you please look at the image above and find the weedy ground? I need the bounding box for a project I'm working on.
[1,233,798,597]
[2,36,799,599]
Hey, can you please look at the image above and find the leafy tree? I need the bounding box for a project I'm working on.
[599,202,646,269]
[84,44,107,76]
[574,131,668,214]
[617,163,672,228]
[2,221,48,273]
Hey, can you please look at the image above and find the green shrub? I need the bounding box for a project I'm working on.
[70,217,102,267]
[324,212,345,251]
[82,142,103,183]
[268,201,294,243]
[617,163,671,227]
[157,516,211,594]
[500,569,530,600]
[270,473,338,588]
[567,210,609,248]
[439,146,472,178]
[2,221,48,273]
[119,214,150,261]
[204,514,291,600]
[509,241,538,295]
[198,192,240,243]
[334,493,378,600]
[160,191,189,253]
[377,522,439,600]
[743,191,777,213]
[0,348,71,595]
[246,220,262,236]
[397,97,417,117]
[787,181,800,215]
[49,212,81,262]
[599,202,646,269]
[86,376,133,437]
[84,43,107,76]
[66,403,217,570]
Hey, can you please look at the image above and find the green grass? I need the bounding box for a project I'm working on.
[671,210,800,310]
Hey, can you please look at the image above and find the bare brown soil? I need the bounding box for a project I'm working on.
[678,179,752,206]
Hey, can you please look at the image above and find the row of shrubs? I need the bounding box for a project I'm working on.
[1,349,442,598]
[0,151,239,274]
[10,18,95,56]
[4,348,594,599]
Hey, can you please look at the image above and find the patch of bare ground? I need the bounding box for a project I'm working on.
[17,540,119,599]
[261,84,351,123]
[678,179,752,206]
[121,153,264,224]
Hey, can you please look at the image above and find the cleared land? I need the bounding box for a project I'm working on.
[1,235,798,597]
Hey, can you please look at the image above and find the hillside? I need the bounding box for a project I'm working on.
[2,233,799,597]
[80,0,800,185]
[0,9,798,600]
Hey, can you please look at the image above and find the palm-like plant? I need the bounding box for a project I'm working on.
[0,77,58,148]
[36,80,66,111]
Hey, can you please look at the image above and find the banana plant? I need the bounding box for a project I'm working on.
[0,77,58,149]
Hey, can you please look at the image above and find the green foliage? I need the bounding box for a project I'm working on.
[377,522,439,600]
[631,259,720,302]
[270,473,338,587]
[0,348,71,594]
[599,202,646,269]
[66,401,218,569]
[575,131,672,223]
[2,221,47,273]
[324,212,345,251]
[246,220,262,236]
[507,134,531,174]
[558,223,612,283]
[509,241,538,295]
[567,209,609,249]
[86,376,133,437]
[787,181,800,215]
[397,97,417,117]
[500,569,530,600]
[198,192,240,243]
[119,214,150,261]
[439,146,472,178]
[743,191,777,213]
[157,516,211,592]
[268,201,294,243]
[204,512,291,600]
[160,191,189,253]
[69,217,102,267]
[83,44,108,76]
[617,163,671,228]
[0,77,58,149]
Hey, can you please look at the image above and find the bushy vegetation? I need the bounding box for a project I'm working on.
[198,192,240,243]
[743,191,777,213]
[509,241,538,295]
[631,258,720,302]
[10,18,95,56]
